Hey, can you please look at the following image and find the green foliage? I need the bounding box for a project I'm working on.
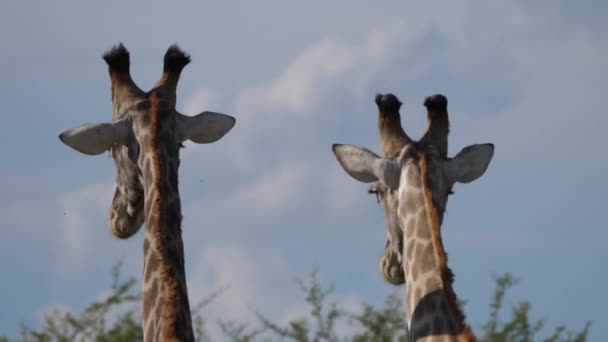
[192,286,230,342]
[6,260,214,342]
[16,260,141,342]
[478,273,591,342]
[2,264,592,342]
[349,292,409,342]
[218,321,264,342]
[251,267,343,342]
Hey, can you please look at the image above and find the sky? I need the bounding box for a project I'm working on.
[1,0,607,340]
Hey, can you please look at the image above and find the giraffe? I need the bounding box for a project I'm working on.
[59,44,236,342]
[332,94,494,341]
[375,93,453,286]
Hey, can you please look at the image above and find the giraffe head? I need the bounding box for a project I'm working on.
[59,44,236,236]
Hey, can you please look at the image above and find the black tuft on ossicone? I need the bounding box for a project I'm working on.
[375,93,383,107]
[375,93,402,112]
[164,44,191,73]
[424,94,448,112]
[102,43,130,72]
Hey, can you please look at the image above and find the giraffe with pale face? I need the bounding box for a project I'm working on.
[59,44,235,342]
[332,94,493,341]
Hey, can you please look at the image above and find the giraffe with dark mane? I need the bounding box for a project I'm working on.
[59,44,235,342]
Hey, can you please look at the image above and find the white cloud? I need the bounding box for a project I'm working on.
[234,160,311,218]
[187,243,297,340]
[181,151,378,238]
[201,20,422,171]
[181,156,326,236]
[186,244,370,340]
[57,182,113,263]
[189,245,277,318]
[183,87,222,115]
[233,20,419,120]
[278,292,365,338]
[325,165,375,219]
[333,294,366,337]
[236,39,356,115]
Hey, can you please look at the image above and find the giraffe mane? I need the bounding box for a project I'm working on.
[419,150,476,342]
[148,92,182,340]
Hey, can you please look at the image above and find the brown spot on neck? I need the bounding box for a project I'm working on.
[419,151,475,342]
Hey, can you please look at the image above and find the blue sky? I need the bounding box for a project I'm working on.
[1,0,607,340]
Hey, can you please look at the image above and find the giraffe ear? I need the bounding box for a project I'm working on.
[177,111,236,144]
[59,120,129,155]
[332,144,401,189]
[447,143,494,184]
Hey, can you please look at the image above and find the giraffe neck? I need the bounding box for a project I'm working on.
[400,153,474,342]
[140,95,194,342]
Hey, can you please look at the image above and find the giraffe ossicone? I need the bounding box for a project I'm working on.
[59,44,235,342]
[332,93,494,341]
